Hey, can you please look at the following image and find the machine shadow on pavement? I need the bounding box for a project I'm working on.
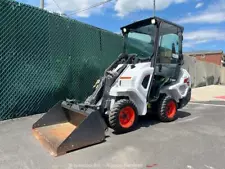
[44,110,191,156]
[112,110,191,135]
[176,111,191,119]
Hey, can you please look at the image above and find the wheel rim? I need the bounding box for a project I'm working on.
[166,101,176,118]
[119,106,135,128]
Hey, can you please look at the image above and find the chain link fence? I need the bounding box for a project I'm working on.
[0,0,124,120]
[1,0,221,121]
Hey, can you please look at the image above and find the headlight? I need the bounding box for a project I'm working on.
[151,19,156,24]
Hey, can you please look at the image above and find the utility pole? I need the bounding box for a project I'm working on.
[153,0,156,16]
[40,0,44,9]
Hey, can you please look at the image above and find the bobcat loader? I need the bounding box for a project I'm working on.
[32,16,192,156]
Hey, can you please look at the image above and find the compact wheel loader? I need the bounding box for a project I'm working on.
[32,16,192,156]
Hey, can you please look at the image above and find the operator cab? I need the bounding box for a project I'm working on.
[120,17,184,101]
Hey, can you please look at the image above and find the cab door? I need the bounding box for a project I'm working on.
[154,22,183,80]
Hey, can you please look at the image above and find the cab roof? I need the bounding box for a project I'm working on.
[120,16,184,33]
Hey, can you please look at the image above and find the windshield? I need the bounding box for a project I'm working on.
[124,24,156,58]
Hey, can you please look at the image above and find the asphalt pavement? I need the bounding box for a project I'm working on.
[0,101,225,169]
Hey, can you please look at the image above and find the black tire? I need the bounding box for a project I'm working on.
[108,99,138,133]
[157,95,178,122]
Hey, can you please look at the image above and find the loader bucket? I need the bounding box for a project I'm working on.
[32,101,107,157]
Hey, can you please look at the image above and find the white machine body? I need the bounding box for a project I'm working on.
[107,62,191,116]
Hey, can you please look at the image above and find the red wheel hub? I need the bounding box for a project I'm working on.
[166,101,176,118]
[119,106,135,128]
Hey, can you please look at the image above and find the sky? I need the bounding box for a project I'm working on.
[16,0,225,52]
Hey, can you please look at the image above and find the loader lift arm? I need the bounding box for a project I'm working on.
[83,53,138,111]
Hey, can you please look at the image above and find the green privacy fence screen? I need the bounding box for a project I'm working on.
[0,0,124,120]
